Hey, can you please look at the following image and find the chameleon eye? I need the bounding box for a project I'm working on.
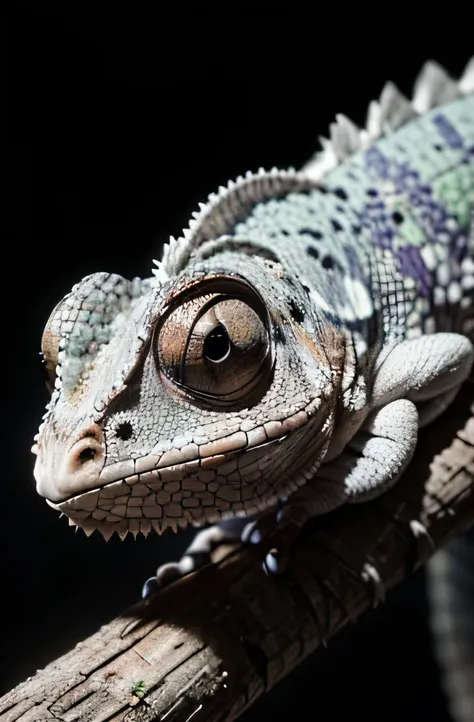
[156,288,272,402]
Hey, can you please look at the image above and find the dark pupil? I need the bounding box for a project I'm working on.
[203,324,230,362]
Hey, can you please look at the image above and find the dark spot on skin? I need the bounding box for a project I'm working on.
[299,227,323,240]
[352,224,361,235]
[333,187,348,200]
[434,144,443,152]
[289,299,305,323]
[116,422,133,441]
[331,219,343,232]
[302,284,311,294]
[366,188,378,197]
[307,245,319,260]
[281,229,289,236]
[272,324,285,343]
[79,447,96,462]
[392,211,404,225]
[322,256,335,270]
[318,186,328,194]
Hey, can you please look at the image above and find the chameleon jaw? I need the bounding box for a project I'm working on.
[45,401,331,540]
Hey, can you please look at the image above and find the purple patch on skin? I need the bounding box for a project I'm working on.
[397,245,432,297]
[365,148,422,195]
[365,148,390,179]
[432,114,464,149]
[362,212,394,250]
[357,145,473,303]
[359,146,470,297]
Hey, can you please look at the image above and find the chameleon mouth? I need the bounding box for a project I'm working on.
[47,401,328,540]
[47,438,284,539]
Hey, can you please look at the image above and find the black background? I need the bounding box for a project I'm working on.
[3,9,472,721]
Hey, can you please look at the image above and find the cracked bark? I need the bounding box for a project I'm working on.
[2,386,474,722]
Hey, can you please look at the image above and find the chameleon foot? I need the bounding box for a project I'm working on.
[142,518,250,598]
[141,509,300,598]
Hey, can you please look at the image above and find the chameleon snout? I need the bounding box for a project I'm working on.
[34,424,105,503]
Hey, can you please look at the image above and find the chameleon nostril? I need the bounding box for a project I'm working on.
[78,447,97,463]
[69,430,103,472]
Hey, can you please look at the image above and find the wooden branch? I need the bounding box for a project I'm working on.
[2,388,474,722]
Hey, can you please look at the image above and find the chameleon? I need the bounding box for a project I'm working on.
[32,57,474,716]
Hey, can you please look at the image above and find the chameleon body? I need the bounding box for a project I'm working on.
[33,59,474,718]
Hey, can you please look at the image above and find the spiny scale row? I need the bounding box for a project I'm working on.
[304,58,474,177]
[66,513,189,540]
[152,58,474,285]
[153,167,315,279]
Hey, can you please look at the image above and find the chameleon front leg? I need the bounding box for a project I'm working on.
[260,398,419,573]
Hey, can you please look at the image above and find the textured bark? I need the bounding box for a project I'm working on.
[2,387,474,722]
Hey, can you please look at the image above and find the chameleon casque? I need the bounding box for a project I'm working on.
[33,58,474,715]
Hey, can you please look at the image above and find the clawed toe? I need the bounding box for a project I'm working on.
[142,555,205,599]
[142,576,160,599]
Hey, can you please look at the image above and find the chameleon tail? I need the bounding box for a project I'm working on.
[428,530,474,722]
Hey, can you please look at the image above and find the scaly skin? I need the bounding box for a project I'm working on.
[33,60,474,549]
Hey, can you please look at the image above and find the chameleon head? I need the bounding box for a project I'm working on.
[32,255,354,539]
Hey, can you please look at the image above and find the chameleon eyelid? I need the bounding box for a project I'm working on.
[154,280,274,404]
